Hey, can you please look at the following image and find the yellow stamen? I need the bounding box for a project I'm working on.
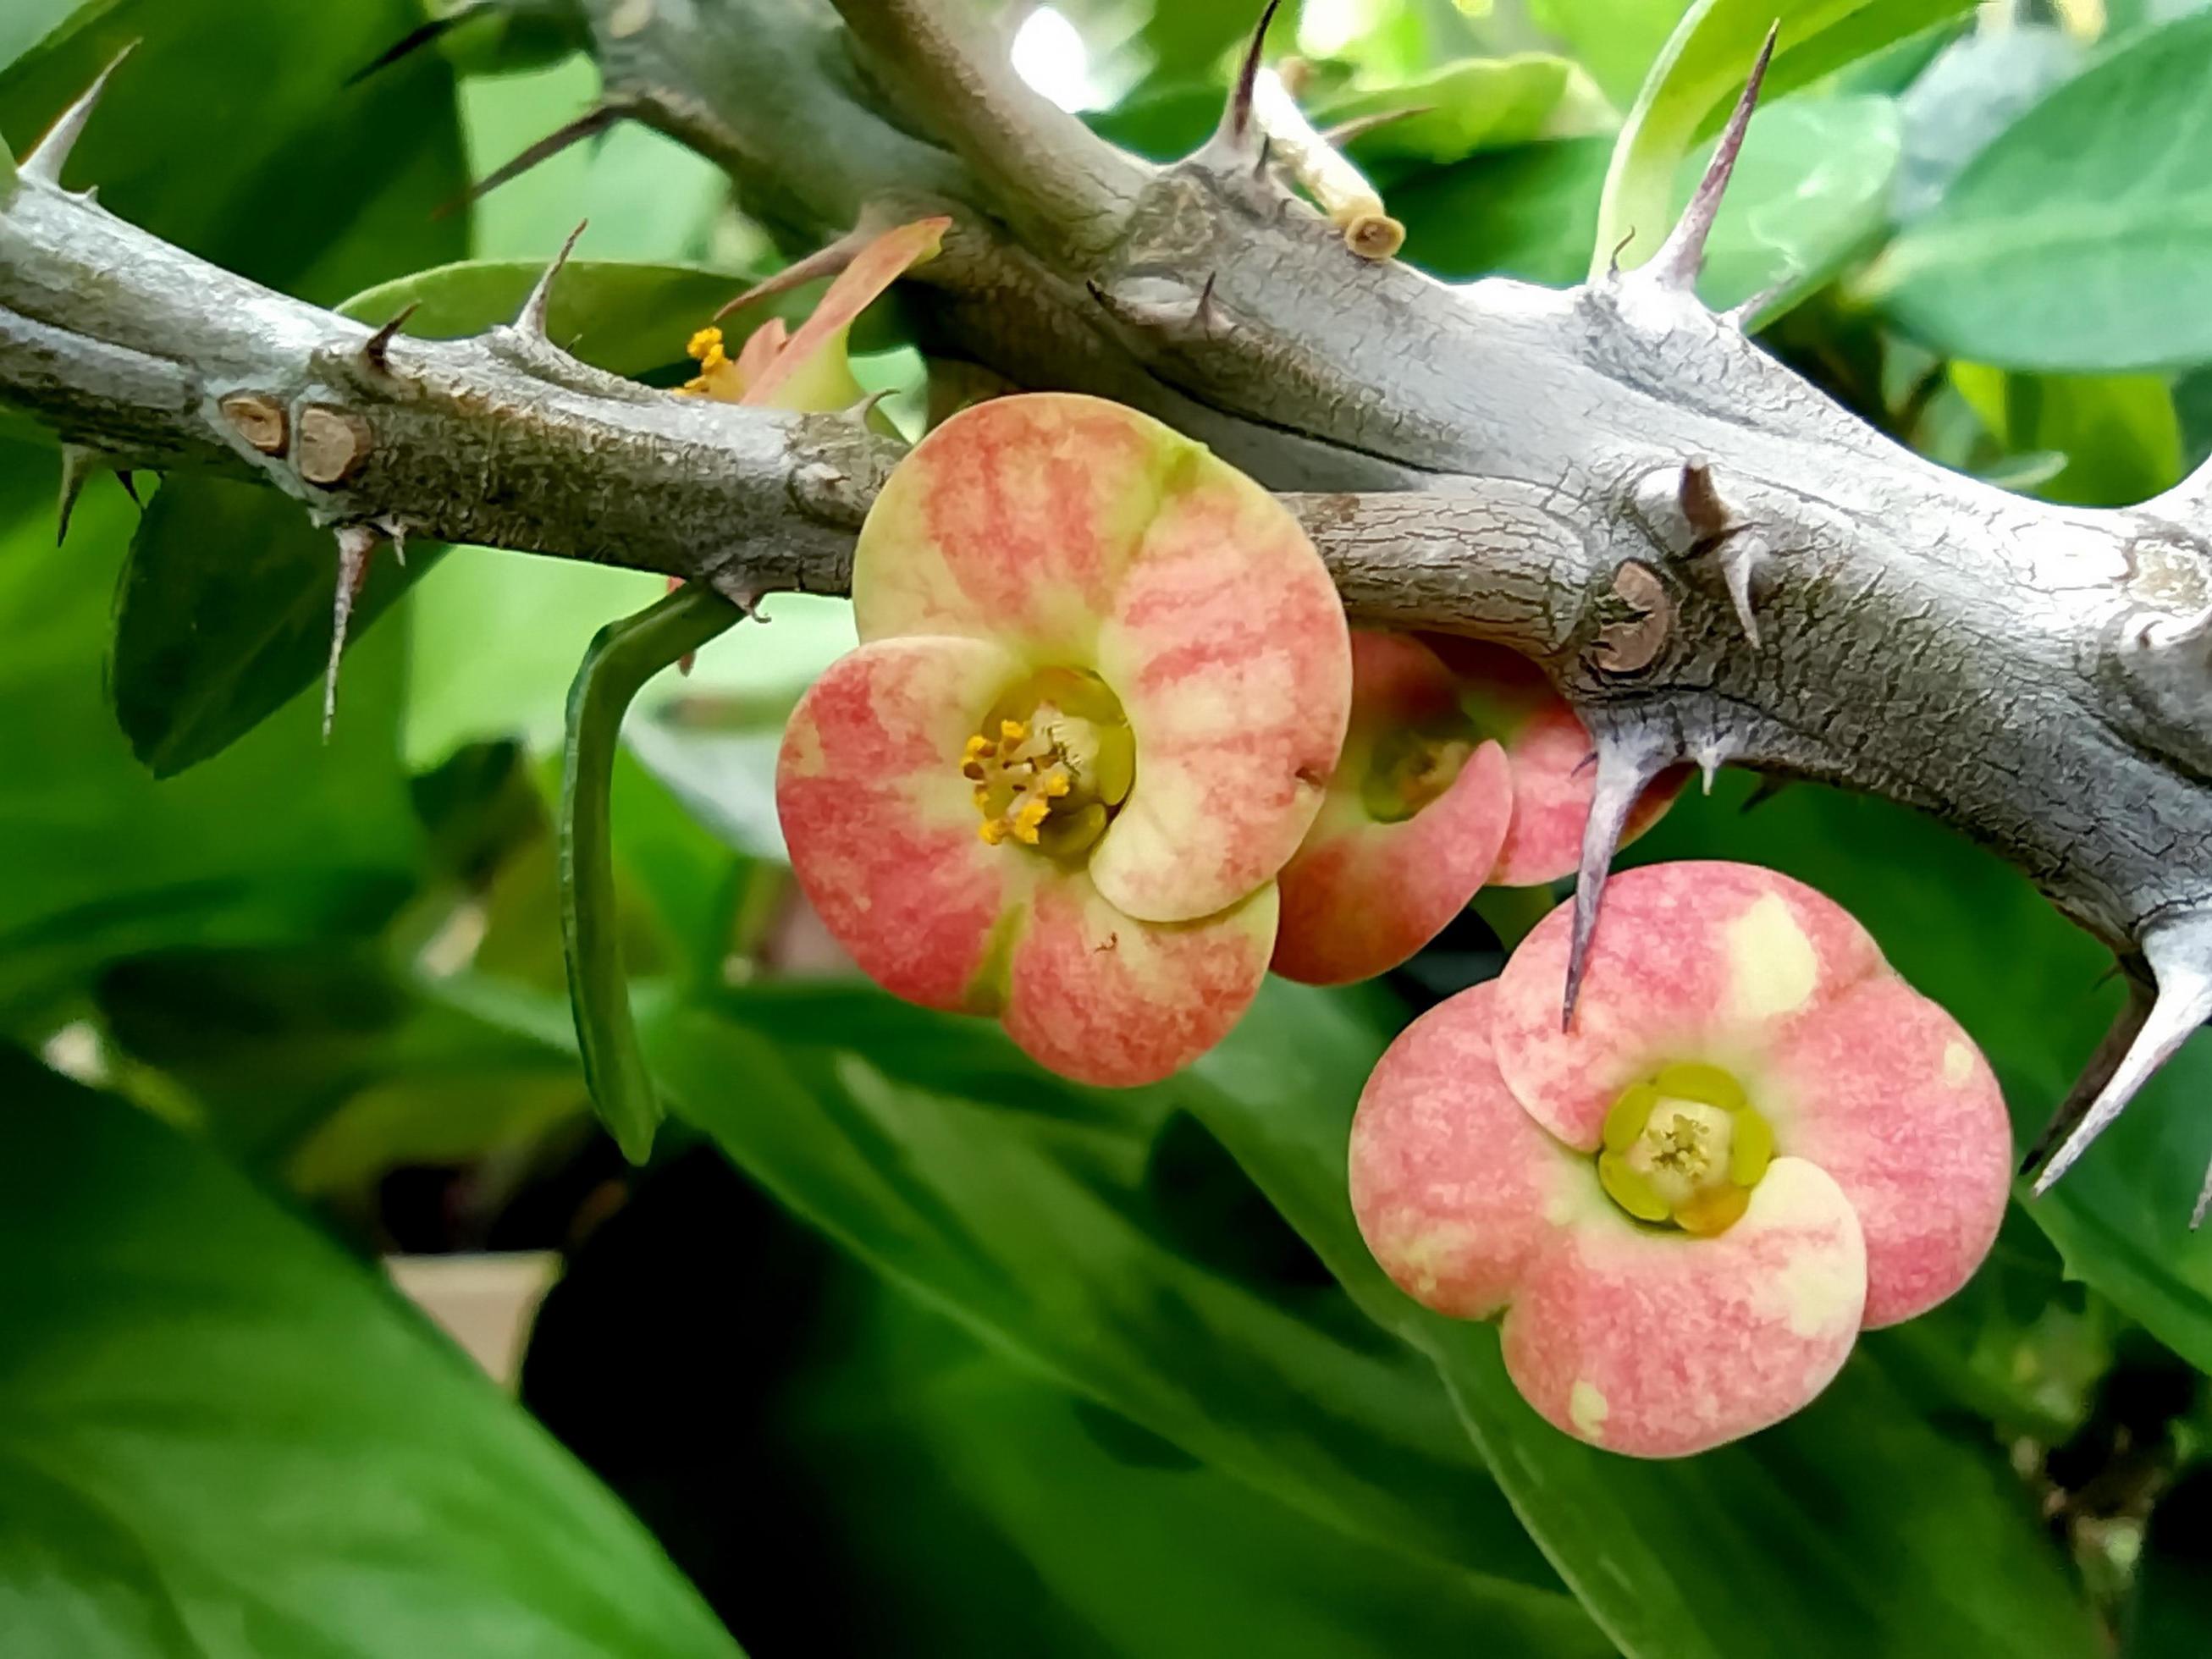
[979,818,1009,846]
[1012,796,1051,844]
[1038,769,1072,799]
[1000,719,1027,744]
[687,326,725,363]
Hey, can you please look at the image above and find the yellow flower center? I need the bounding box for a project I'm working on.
[1360,724,1476,824]
[679,326,730,395]
[962,668,1134,860]
[1597,1062,1774,1237]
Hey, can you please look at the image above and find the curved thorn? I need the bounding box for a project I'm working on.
[1679,460,1730,538]
[56,445,94,545]
[1641,23,1776,292]
[1319,104,1437,149]
[1563,725,1674,1028]
[1221,0,1285,148]
[2033,912,2212,1195]
[24,42,136,186]
[2022,978,2154,1176]
[324,525,381,742]
[1720,532,1767,647]
[713,224,875,322]
[517,221,588,339]
[437,105,621,220]
[113,470,142,509]
[361,301,420,374]
[344,6,484,88]
[842,387,894,427]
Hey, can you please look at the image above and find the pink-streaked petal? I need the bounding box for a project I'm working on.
[1001,874,1275,1086]
[1085,462,1349,923]
[852,394,1200,649]
[743,218,950,411]
[1757,975,2012,1328]
[1502,1157,1867,1457]
[1349,984,1590,1319]
[777,637,1026,1013]
[1490,862,1889,1149]
[731,317,790,392]
[1429,639,1679,887]
[1273,741,1509,984]
[1274,631,1509,984]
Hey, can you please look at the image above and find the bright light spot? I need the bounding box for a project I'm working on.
[1012,7,1093,113]
[1300,0,1388,58]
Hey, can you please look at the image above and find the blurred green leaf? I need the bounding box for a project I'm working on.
[0,2,120,77]
[1165,972,2103,1659]
[1402,96,1900,319]
[1865,12,2212,370]
[1890,23,2082,223]
[0,453,417,1031]
[2126,1467,2212,1653]
[638,979,1588,1632]
[0,1045,737,1656]
[1593,0,1968,278]
[1634,778,2212,1378]
[1531,0,1690,106]
[1950,365,2182,506]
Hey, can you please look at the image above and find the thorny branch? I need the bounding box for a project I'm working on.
[3,0,2211,1204]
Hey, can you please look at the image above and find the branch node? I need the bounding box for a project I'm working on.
[22,42,136,188]
[1591,559,1674,675]
[295,405,373,488]
[219,392,289,455]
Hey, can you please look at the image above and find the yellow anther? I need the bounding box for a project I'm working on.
[1012,796,1051,844]
[963,734,993,761]
[687,326,725,363]
[979,818,1010,846]
[1039,769,1072,799]
[999,719,1027,744]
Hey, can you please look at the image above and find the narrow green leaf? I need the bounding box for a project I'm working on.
[1592,0,1969,278]
[562,587,741,1161]
[1950,366,2182,506]
[1865,11,2212,370]
[0,1046,738,1656]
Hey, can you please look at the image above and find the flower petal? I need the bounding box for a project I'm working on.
[1085,457,1349,923]
[852,394,1200,650]
[1502,1157,1867,1457]
[1429,639,1679,886]
[1349,984,1585,1319]
[1757,975,2013,1327]
[1490,862,1888,1149]
[777,636,1025,1012]
[744,217,952,411]
[1001,874,1275,1086]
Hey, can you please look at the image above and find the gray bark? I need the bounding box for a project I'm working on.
[3,0,2208,1187]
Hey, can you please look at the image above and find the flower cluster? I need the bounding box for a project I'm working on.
[1349,861,2013,1456]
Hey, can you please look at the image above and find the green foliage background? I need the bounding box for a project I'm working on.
[3,1,2212,1654]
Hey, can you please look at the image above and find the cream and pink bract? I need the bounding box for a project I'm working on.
[1349,861,2012,1458]
[776,393,1350,1085]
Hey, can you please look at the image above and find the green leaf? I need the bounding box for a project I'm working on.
[0,1045,738,1656]
[1865,11,2212,371]
[1950,365,2182,506]
[1321,53,1614,170]
[0,449,418,1029]
[1400,96,1900,318]
[1166,980,2103,1659]
[1592,0,1970,278]
[637,981,1590,1631]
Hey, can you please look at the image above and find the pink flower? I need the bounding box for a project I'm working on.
[1349,861,2013,1457]
[1427,637,1682,886]
[776,393,1351,1084]
[1272,630,1512,985]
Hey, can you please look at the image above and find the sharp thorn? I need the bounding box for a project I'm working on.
[23,41,135,186]
[1319,104,1436,148]
[361,301,420,375]
[2193,1160,2212,1230]
[517,221,588,339]
[2032,912,2212,1195]
[56,445,94,545]
[1720,533,1767,647]
[713,225,874,322]
[1724,262,1800,329]
[1640,23,1776,291]
[843,387,894,426]
[114,470,142,508]
[2022,979,2154,1177]
[324,525,381,743]
[437,105,621,220]
[1222,1,1285,147]
[1563,727,1673,1028]
[1679,460,1730,538]
[344,8,482,88]
[1194,271,1225,338]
